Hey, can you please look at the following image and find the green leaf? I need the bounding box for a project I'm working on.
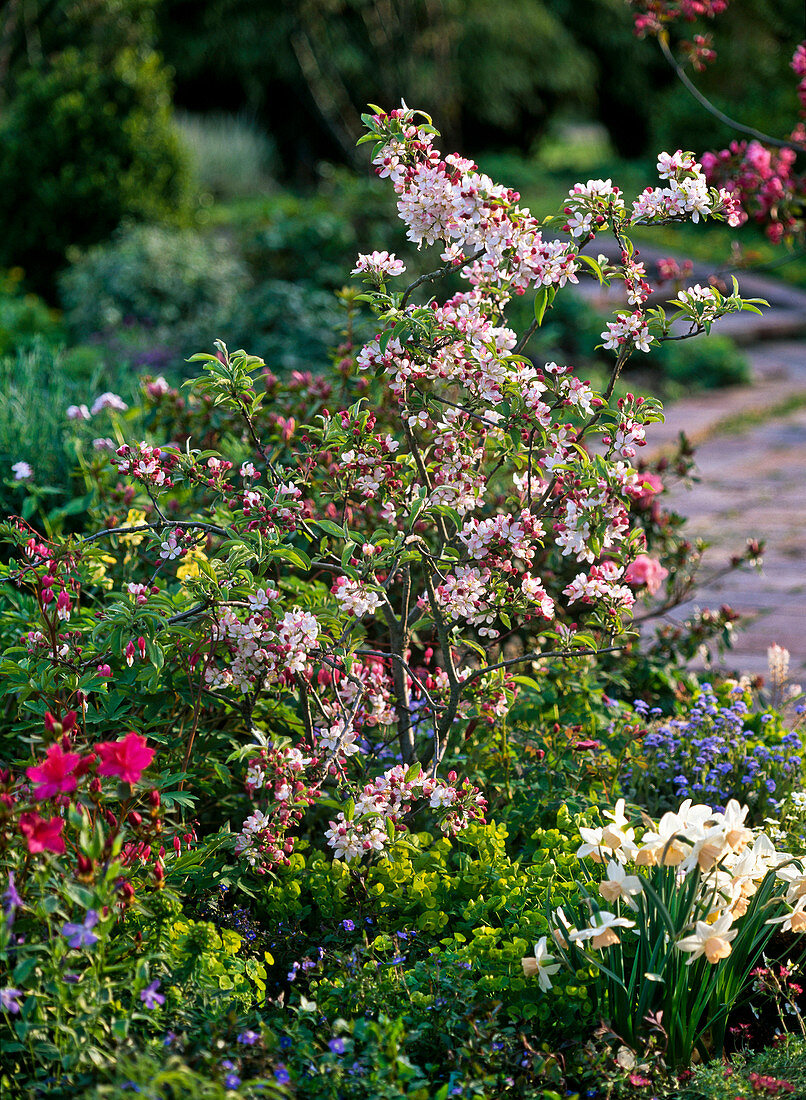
[269,546,311,571]
[533,285,557,327]
[317,519,346,539]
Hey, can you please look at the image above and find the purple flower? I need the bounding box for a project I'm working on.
[238,1030,259,1045]
[3,872,21,925]
[1,987,22,1014]
[62,910,99,949]
[221,1060,235,1070]
[341,919,355,931]
[274,1064,291,1084]
[328,1037,345,1055]
[224,1073,241,1089]
[139,980,165,1009]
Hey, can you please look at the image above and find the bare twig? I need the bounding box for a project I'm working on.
[658,35,806,154]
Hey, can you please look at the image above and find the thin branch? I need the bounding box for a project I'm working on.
[658,35,806,153]
[513,318,539,356]
[462,644,626,685]
[80,520,228,546]
[400,247,487,309]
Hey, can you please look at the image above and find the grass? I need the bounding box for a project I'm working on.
[175,112,277,203]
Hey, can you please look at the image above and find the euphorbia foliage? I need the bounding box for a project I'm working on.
[1,107,764,875]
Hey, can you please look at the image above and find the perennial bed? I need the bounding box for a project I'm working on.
[1,100,805,1100]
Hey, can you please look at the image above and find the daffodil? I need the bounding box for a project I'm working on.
[521,936,561,990]
[676,911,737,965]
[569,910,636,950]
[599,859,643,909]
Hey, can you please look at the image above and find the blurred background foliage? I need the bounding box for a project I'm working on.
[0,0,800,434]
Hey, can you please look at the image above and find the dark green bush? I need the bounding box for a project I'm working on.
[0,1,190,293]
[59,223,344,375]
[0,270,65,357]
[650,334,750,391]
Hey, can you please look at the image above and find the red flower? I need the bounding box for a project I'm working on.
[95,732,155,785]
[44,711,77,735]
[19,812,66,854]
[26,743,81,800]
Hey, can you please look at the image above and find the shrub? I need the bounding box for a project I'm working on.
[59,225,344,375]
[0,1,190,293]
[0,270,65,357]
[60,225,250,349]
[650,333,750,392]
[176,112,277,201]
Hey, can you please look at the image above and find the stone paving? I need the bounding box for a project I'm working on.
[574,246,806,679]
[644,323,806,679]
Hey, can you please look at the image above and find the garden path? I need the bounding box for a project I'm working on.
[628,254,804,677]
[577,248,806,680]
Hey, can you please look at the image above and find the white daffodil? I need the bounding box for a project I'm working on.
[635,809,690,867]
[577,800,638,865]
[766,896,806,934]
[775,862,806,905]
[676,911,737,965]
[599,860,643,909]
[521,936,562,991]
[680,822,730,874]
[720,800,754,853]
[551,906,573,948]
[569,910,636,950]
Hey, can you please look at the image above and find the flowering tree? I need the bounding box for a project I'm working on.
[628,0,806,244]
[1,106,764,878]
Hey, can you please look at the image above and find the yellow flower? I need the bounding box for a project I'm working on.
[87,553,116,589]
[119,509,149,547]
[177,546,208,583]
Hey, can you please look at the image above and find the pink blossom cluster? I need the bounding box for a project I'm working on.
[205,600,319,693]
[625,553,669,595]
[371,110,579,297]
[352,251,406,280]
[630,151,741,226]
[701,134,805,244]
[235,740,319,871]
[324,763,487,862]
[115,442,179,488]
[601,312,653,354]
[628,0,730,39]
[564,562,636,611]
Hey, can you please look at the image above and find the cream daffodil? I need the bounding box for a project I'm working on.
[569,910,636,950]
[766,896,806,934]
[599,860,643,909]
[521,936,562,990]
[676,911,737,965]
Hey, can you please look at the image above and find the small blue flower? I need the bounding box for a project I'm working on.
[328,1037,346,1055]
[62,910,100,949]
[224,1073,241,1089]
[238,1030,259,1045]
[279,1036,292,1051]
[139,980,165,1010]
[1,987,22,1014]
[274,1064,291,1084]
[341,919,355,931]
